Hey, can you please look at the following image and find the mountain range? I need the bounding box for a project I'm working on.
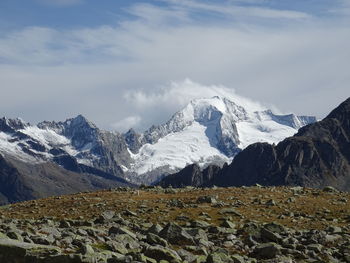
[0,96,317,203]
[159,97,350,191]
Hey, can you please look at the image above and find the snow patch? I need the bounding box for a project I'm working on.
[130,122,231,175]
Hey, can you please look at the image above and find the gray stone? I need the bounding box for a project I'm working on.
[79,244,94,255]
[219,208,242,217]
[197,196,217,204]
[0,238,61,263]
[144,245,182,262]
[107,241,128,254]
[326,226,342,234]
[59,220,71,228]
[147,224,163,235]
[95,210,116,224]
[231,255,245,263]
[323,186,339,193]
[261,228,282,243]
[158,223,195,246]
[31,235,55,245]
[191,220,211,228]
[146,233,168,247]
[108,226,137,239]
[252,242,281,259]
[221,220,236,229]
[263,223,286,234]
[266,199,277,206]
[307,244,322,253]
[7,231,24,242]
[206,253,223,263]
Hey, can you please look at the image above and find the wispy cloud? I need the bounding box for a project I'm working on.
[112,116,142,132]
[164,0,311,20]
[0,1,349,131]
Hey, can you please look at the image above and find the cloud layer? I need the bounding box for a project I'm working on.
[0,1,349,131]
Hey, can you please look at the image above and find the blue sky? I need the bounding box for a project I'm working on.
[0,0,349,131]
[0,0,343,31]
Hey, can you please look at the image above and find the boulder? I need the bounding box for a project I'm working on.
[159,223,195,246]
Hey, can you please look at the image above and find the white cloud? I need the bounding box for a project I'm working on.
[0,1,349,132]
[111,116,141,132]
[122,79,271,131]
[125,78,266,112]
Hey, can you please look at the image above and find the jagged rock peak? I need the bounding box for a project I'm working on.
[182,96,248,122]
[66,114,98,129]
[38,114,98,132]
[326,97,350,124]
[0,117,28,133]
[124,128,143,153]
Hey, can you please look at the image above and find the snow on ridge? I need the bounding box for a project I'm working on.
[0,131,44,163]
[130,122,231,175]
[20,126,71,148]
[128,95,315,178]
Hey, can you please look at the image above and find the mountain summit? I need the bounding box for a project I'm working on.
[124,96,316,183]
[0,96,315,190]
[159,97,350,191]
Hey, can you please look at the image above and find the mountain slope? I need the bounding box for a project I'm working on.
[158,97,350,191]
[0,116,134,204]
[125,96,315,183]
[0,96,315,186]
[0,115,130,180]
[0,154,132,205]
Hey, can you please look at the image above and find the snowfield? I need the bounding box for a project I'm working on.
[126,96,315,180]
[130,122,231,175]
[0,96,315,184]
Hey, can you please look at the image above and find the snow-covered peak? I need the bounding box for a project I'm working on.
[37,115,100,150]
[254,110,317,130]
[0,117,28,133]
[171,96,248,124]
[125,95,316,183]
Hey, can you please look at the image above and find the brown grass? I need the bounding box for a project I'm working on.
[1,186,349,230]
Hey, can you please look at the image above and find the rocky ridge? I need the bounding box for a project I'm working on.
[159,97,350,191]
[0,186,350,262]
[0,96,316,189]
[123,96,315,183]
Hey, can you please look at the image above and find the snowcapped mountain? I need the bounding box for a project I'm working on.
[123,96,316,183]
[0,96,316,186]
[0,115,130,179]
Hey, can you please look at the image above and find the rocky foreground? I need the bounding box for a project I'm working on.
[1,186,350,262]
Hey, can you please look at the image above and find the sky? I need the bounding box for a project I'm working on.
[0,0,349,132]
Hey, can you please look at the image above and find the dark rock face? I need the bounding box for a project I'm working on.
[124,129,144,154]
[159,98,350,191]
[38,115,130,177]
[0,117,27,134]
[0,154,132,205]
[0,155,33,204]
[158,164,221,188]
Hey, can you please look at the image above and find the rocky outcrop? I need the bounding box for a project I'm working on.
[158,164,221,188]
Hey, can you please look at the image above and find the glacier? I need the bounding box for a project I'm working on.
[0,96,316,184]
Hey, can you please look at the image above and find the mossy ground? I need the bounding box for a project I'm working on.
[0,186,349,231]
